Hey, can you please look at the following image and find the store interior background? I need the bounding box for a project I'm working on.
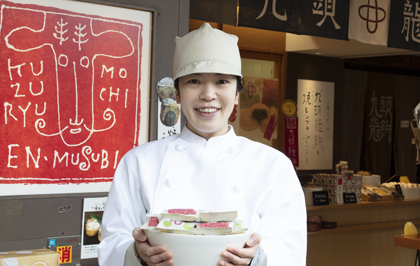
[192,4,420,266]
[188,8,420,183]
[1,0,420,266]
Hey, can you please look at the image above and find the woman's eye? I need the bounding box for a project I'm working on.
[217,80,228,84]
[188,79,200,84]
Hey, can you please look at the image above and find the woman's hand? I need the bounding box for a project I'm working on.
[218,233,261,266]
[132,228,174,266]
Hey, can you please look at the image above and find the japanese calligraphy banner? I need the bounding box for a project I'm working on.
[388,0,420,51]
[297,0,350,40]
[238,0,349,40]
[285,117,299,167]
[238,0,299,33]
[360,73,394,181]
[190,0,237,26]
[348,0,390,46]
[297,79,334,170]
[0,0,151,196]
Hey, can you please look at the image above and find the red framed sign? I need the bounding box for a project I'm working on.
[0,0,151,195]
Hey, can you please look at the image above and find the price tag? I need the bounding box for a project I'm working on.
[312,191,329,206]
[343,192,358,204]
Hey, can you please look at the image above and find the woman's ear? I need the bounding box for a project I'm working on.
[234,92,239,105]
[176,89,181,104]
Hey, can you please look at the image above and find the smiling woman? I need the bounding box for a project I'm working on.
[99,23,307,266]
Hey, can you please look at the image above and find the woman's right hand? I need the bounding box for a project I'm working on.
[132,228,174,266]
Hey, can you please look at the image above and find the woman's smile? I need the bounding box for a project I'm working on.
[196,107,220,115]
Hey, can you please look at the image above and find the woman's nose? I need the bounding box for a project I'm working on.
[199,83,216,101]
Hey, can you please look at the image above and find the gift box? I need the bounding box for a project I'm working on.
[0,249,59,266]
[312,174,363,204]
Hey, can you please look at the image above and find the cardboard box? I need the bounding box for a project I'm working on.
[0,249,59,266]
[313,174,363,204]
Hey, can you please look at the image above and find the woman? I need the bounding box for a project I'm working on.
[98,23,307,266]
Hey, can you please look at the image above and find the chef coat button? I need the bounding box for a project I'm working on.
[175,144,184,152]
[233,185,240,193]
[165,179,173,187]
[227,147,234,154]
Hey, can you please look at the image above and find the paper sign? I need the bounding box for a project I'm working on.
[81,197,107,259]
[297,79,334,170]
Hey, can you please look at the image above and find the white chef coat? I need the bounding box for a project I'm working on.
[98,126,307,266]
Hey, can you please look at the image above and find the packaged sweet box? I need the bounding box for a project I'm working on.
[0,249,59,266]
[312,174,363,204]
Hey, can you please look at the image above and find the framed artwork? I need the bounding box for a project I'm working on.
[230,54,282,148]
[0,0,152,195]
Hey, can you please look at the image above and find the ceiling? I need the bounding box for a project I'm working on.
[285,33,420,59]
[286,34,420,75]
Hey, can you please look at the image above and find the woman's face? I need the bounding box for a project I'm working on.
[176,73,239,140]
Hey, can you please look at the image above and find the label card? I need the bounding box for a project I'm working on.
[313,191,329,206]
[343,192,358,204]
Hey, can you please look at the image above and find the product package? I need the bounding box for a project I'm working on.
[0,249,60,266]
[312,174,363,204]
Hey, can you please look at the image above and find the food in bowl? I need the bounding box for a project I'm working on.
[142,209,247,235]
[141,209,251,266]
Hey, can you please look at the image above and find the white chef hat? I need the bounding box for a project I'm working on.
[173,23,242,80]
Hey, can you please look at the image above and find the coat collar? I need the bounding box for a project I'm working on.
[179,125,237,148]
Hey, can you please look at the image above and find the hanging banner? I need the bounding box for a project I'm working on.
[297,0,350,40]
[238,0,298,33]
[297,80,334,170]
[238,0,349,40]
[285,117,299,167]
[360,73,394,182]
[0,0,151,196]
[388,0,420,51]
[190,0,237,26]
[348,0,390,45]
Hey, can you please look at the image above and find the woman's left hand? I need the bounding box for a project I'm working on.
[218,233,261,266]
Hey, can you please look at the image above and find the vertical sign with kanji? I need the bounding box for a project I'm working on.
[285,117,299,167]
[0,0,151,196]
[297,80,334,170]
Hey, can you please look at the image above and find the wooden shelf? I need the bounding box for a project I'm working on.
[306,199,420,211]
[395,234,420,250]
[308,219,420,235]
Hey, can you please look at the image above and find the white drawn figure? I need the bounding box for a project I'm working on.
[313,0,341,29]
[5,11,135,147]
[53,18,68,45]
[256,0,287,21]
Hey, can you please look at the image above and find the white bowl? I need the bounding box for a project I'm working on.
[144,230,252,266]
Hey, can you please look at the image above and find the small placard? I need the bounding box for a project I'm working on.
[395,184,403,196]
[343,192,358,204]
[313,191,329,206]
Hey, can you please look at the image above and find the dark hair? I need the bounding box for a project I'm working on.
[174,76,243,92]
